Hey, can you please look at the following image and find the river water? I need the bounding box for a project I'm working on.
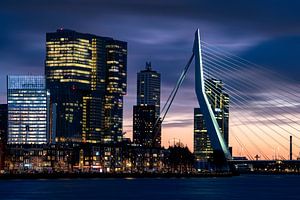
[0,175,298,200]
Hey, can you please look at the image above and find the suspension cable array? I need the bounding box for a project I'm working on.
[201,41,300,160]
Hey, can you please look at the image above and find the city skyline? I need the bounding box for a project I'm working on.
[0,0,300,158]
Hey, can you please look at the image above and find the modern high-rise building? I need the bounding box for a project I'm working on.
[133,105,161,147]
[194,108,212,160]
[0,104,7,170]
[45,29,127,144]
[137,62,160,117]
[194,78,229,160]
[7,75,50,144]
[133,62,161,147]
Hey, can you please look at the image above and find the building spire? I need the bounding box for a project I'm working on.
[145,61,152,70]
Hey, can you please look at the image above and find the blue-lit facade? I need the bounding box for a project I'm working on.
[7,76,50,144]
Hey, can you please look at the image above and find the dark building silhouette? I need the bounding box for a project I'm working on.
[133,62,161,147]
[0,104,7,170]
[290,135,293,160]
[45,29,127,144]
[133,105,161,147]
[194,78,229,161]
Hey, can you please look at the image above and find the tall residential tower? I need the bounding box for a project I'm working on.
[137,62,160,117]
[133,62,161,147]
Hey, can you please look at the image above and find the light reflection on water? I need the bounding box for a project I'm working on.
[0,175,298,200]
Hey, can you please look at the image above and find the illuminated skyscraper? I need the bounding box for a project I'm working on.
[7,75,50,144]
[137,62,160,117]
[194,108,212,160]
[102,41,127,143]
[194,78,229,160]
[45,29,127,143]
[133,62,161,147]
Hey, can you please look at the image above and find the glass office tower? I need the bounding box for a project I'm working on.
[7,75,50,144]
[45,29,127,143]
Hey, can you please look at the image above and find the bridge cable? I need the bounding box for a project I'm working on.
[196,73,272,159]
[152,54,194,144]
[202,74,293,158]
[201,41,300,98]
[205,71,298,152]
[202,51,300,123]
[231,131,254,160]
[202,79,289,151]
[202,58,300,136]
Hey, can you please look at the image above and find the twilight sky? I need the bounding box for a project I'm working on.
[0,0,299,159]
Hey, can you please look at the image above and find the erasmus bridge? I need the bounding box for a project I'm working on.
[154,29,300,164]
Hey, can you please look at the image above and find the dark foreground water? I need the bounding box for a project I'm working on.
[0,175,299,200]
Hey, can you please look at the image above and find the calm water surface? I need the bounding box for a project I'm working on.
[0,175,299,200]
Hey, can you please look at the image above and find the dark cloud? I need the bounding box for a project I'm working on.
[2,0,300,30]
[241,36,300,81]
